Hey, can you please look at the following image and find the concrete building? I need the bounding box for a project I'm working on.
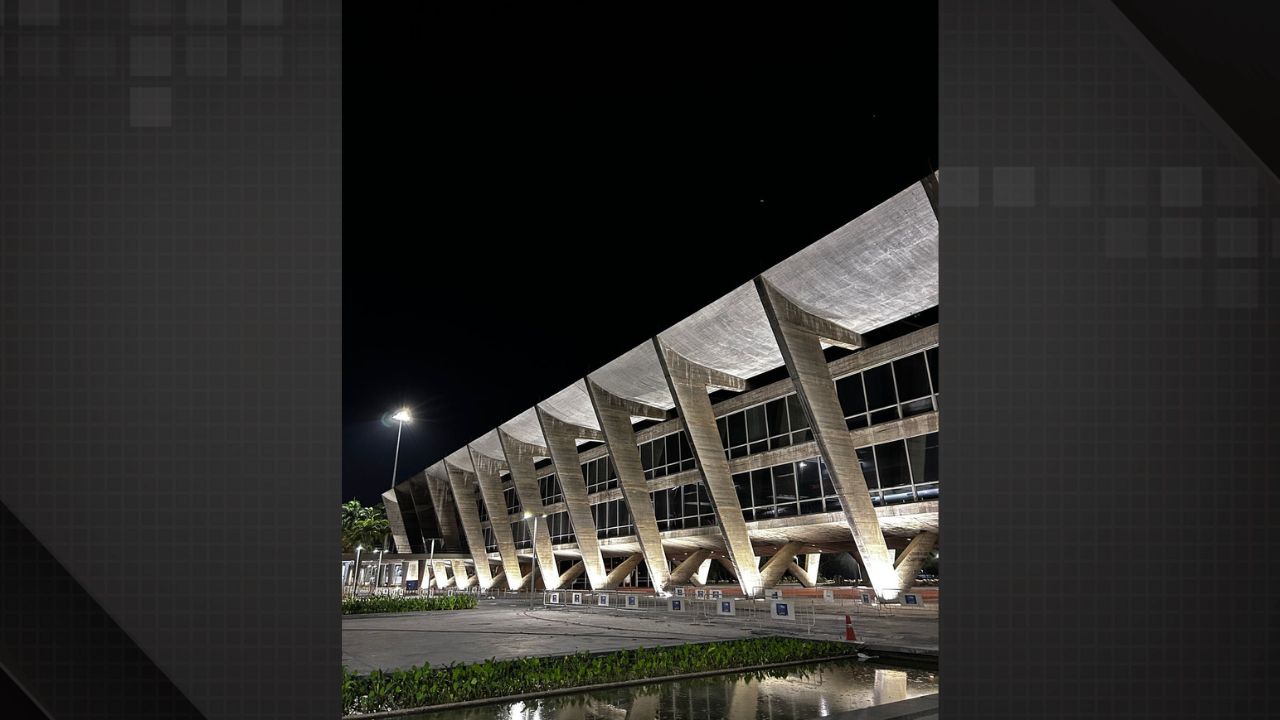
[381,174,939,602]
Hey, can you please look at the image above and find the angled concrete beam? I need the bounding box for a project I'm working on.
[759,541,805,587]
[432,560,453,589]
[468,447,527,589]
[489,569,506,591]
[451,560,475,589]
[381,489,413,554]
[585,379,672,592]
[689,559,713,586]
[754,276,901,600]
[497,429,562,589]
[894,531,938,592]
[715,556,739,581]
[558,560,586,587]
[535,407,609,589]
[667,549,713,585]
[920,172,939,220]
[602,553,645,589]
[786,560,816,588]
[443,463,496,590]
[806,553,821,581]
[653,338,764,596]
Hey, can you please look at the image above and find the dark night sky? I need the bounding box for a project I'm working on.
[343,7,939,506]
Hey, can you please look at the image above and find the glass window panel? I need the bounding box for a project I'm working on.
[855,446,878,489]
[825,496,842,513]
[741,507,755,522]
[926,347,939,392]
[749,440,768,455]
[796,460,822,501]
[771,464,797,502]
[665,434,681,466]
[683,485,701,518]
[800,499,824,516]
[765,398,789,437]
[819,459,836,497]
[681,457,696,472]
[774,503,798,518]
[863,363,897,409]
[751,469,773,507]
[875,439,910,489]
[640,442,653,472]
[836,374,867,416]
[745,405,768,442]
[904,435,927,486]
[717,417,729,448]
[770,431,792,450]
[733,473,751,508]
[679,431,693,461]
[653,490,667,521]
[653,438,667,469]
[727,412,747,447]
[901,397,934,417]
[846,414,868,430]
[893,353,932,400]
[924,432,939,484]
[870,407,899,424]
[729,445,749,459]
[786,394,809,430]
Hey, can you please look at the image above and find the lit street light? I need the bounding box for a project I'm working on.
[373,547,386,594]
[389,407,413,490]
[352,544,363,596]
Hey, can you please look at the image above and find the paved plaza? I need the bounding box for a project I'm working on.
[342,596,938,672]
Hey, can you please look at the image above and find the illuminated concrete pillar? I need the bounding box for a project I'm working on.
[667,549,713,585]
[497,429,562,590]
[759,541,804,588]
[690,558,713,586]
[603,553,645,589]
[654,338,763,597]
[443,463,497,590]
[432,560,452,589]
[450,560,475,589]
[468,447,527,590]
[585,379,672,592]
[894,531,938,593]
[755,276,900,600]
[558,560,586,587]
[535,407,609,589]
[787,560,816,588]
[806,552,821,582]
[381,489,413,554]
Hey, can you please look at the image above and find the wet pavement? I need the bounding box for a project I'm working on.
[342,596,937,673]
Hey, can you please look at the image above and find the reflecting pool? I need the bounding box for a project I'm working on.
[406,660,938,720]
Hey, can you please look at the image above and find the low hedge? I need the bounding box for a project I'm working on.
[341,594,477,615]
[342,636,853,715]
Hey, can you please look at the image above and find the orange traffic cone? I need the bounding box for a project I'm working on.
[845,614,857,642]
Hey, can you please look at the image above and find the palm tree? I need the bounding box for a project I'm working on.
[341,499,390,552]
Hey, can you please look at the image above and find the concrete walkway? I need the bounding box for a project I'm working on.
[342,597,937,672]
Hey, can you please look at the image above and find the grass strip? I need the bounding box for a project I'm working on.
[342,636,853,715]
[341,594,478,615]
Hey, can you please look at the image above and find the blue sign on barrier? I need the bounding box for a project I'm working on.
[406,580,419,591]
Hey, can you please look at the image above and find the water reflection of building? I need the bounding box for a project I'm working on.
[379,176,940,603]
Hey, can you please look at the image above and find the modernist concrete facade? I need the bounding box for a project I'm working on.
[383,176,940,601]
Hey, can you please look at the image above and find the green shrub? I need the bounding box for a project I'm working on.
[341,594,478,615]
[341,637,853,715]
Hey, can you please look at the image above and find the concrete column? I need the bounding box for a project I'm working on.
[432,560,452,589]
[535,407,609,589]
[667,549,713,585]
[451,560,475,589]
[585,379,672,592]
[443,464,497,590]
[603,553,645,589]
[690,558,713,586]
[497,429,562,590]
[381,489,413,555]
[894,531,938,593]
[654,338,764,597]
[805,552,821,582]
[558,560,586,587]
[787,560,817,588]
[759,541,804,588]
[467,448,527,590]
[754,276,901,600]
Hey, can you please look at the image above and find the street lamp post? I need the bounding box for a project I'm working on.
[352,544,363,596]
[374,548,386,595]
[427,538,435,598]
[389,408,412,490]
[524,511,545,608]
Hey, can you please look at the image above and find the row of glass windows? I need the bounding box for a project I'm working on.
[482,525,496,553]
[539,473,563,505]
[835,348,939,429]
[639,431,697,479]
[546,510,574,545]
[581,456,619,494]
[857,432,939,504]
[716,394,814,459]
[733,456,840,521]
[511,518,531,550]
[502,484,521,516]
[651,481,717,532]
[591,498,635,539]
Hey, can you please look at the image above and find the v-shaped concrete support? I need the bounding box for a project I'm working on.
[497,429,562,590]
[468,447,528,590]
[535,407,609,589]
[755,276,901,600]
[442,463,496,590]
